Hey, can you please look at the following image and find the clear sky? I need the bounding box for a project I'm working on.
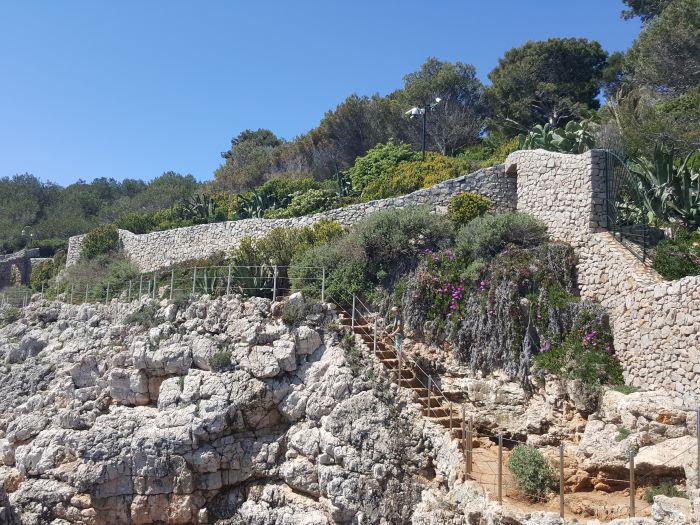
[0,1,642,186]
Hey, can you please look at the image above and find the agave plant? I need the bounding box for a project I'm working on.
[520,121,596,154]
[631,147,700,228]
[335,169,354,197]
[234,188,293,219]
[177,194,219,223]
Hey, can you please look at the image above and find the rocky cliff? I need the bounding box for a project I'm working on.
[0,295,696,524]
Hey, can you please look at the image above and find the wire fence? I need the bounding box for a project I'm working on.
[0,264,326,308]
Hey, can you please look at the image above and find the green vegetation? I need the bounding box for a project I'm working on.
[125,303,161,327]
[616,426,633,442]
[81,224,120,260]
[209,351,232,371]
[613,384,639,394]
[653,231,700,280]
[361,152,472,201]
[508,445,557,499]
[348,142,421,194]
[644,481,688,503]
[520,121,596,154]
[447,192,491,226]
[0,307,21,327]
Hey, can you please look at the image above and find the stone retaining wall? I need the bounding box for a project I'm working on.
[66,165,517,271]
[507,149,700,406]
[0,248,40,288]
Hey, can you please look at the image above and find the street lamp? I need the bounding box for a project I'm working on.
[21,226,34,249]
[405,97,441,161]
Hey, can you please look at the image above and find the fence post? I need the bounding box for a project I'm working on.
[351,295,356,330]
[449,402,453,434]
[629,450,636,518]
[373,318,378,355]
[466,416,473,477]
[192,267,197,296]
[139,275,143,298]
[559,442,565,518]
[152,271,157,299]
[498,433,503,504]
[226,264,232,296]
[128,280,132,302]
[40,283,44,299]
[105,283,110,305]
[84,284,88,303]
[696,408,700,489]
[169,270,175,301]
[70,284,74,304]
[427,376,432,419]
[321,267,326,302]
[272,266,278,302]
[461,408,467,476]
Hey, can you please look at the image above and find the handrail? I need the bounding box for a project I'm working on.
[348,293,458,419]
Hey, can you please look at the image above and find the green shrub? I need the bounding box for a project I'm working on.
[125,303,160,327]
[644,481,688,504]
[0,307,21,327]
[533,307,623,387]
[447,192,492,226]
[290,207,453,301]
[81,224,120,260]
[458,136,520,168]
[613,384,639,395]
[30,259,55,290]
[62,252,139,300]
[508,445,557,499]
[455,213,548,262]
[653,232,700,280]
[520,121,596,154]
[265,189,340,218]
[360,152,471,201]
[347,141,420,193]
[209,351,232,371]
[115,211,159,234]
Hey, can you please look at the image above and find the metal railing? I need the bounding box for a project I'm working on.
[603,150,656,263]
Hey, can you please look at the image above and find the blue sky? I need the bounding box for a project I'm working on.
[0,1,642,186]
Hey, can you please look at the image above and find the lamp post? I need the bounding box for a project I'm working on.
[405,97,441,160]
[21,226,34,249]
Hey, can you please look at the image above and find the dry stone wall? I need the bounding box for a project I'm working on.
[0,249,39,288]
[66,165,516,271]
[507,149,700,406]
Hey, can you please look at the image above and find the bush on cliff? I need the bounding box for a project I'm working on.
[81,224,120,260]
[447,192,492,226]
[508,445,557,499]
[347,142,420,194]
[290,207,453,300]
[653,230,700,280]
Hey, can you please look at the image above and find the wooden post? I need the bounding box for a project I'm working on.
[498,433,503,504]
[170,270,175,301]
[461,408,467,474]
[40,283,44,299]
[466,416,473,476]
[84,284,88,302]
[629,450,636,518]
[152,271,157,299]
[128,280,132,302]
[449,402,453,434]
[105,283,110,305]
[373,318,378,355]
[427,376,432,419]
[70,284,74,304]
[139,275,143,297]
[192,267,197,296]
[697,408,700,489]
[226,264,232,296]
[559,443,565,518]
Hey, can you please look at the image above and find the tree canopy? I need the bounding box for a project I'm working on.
[487,38,608,133]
